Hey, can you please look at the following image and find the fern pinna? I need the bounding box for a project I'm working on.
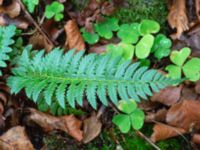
[0,25,16,75]
[7,46,176,109]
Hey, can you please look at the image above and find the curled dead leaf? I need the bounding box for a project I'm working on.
[64,20,85,52]
[29,32,53,52]
[27,108,83,141]
[168,0,189,39]
[151,86,183,106]
[151,124,187,142]
[166,100,200,130]
[83,113,102,143]
[0,126,34,150]
[0,14,29,29]
[0,0,20,18]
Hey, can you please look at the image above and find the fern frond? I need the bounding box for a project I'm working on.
[0,25,16,75]
[7,47,177,109]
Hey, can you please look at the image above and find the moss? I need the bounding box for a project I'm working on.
[112,0,168,33]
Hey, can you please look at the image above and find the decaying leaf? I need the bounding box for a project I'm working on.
[0,126,34,150]
[166,100,200,130]
[64,20,85,51]
[145,108,167,122]
[0,0,21,18]
[151,123,186,142]
[0,14,29,29]
[29,32,53,52]
[192,134,200,144]
[168,0,189,39]
[27,108,83,141]
[151,86,183,106]
[83,113,102,143]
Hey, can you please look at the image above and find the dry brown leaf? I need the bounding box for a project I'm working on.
[138,101,160,111]
[64,20,85,52]
[27,108,83,141]
[180,87,199,101]
[166,100,200,130]
[192,134,200,144]
[0,126,34,150]
[0,0,20,18]
[196,0,200,20]
[0,14,29,29]
[168,0,189,39]
[150,124,187,142]
[151,86,183,106]
[195,80,200,94]
[83,113,102,143]
[29,32,53,52]
[145,108,167,122]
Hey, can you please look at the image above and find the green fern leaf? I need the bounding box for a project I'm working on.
[0,25,16,75]
[7,48,177,109]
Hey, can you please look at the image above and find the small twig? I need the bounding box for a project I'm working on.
[39,14,45,25]
[135,130,161,150]
[17,0,55,46]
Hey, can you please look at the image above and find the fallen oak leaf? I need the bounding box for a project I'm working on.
[64,20,85,52]
[0,126,35,150]
[166,100,200,131]
[150,123,187,142]
[150,85,183,106]
[26,108,83,141]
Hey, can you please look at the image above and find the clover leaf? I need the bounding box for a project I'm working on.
[117,23,140,44]
[45,1,64,22]
[112,100,145,133]
[135,34,154,59]
[94,17,119,39]
[166,47,200,81]
[182,58,200,81]
[81,28,99,44]
[139,19,160,35]
[106,42,134,61]
[170,47,191,66]
[151,34,172,59]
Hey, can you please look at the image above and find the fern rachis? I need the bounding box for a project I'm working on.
[7,46,176,109]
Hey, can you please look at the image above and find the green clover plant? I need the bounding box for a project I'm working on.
[166,47,200,81]
[22,0,39,13]
[81,18,172,61]
[151,34,172,60]
[112,100,145,133]
[45,1,64,22]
